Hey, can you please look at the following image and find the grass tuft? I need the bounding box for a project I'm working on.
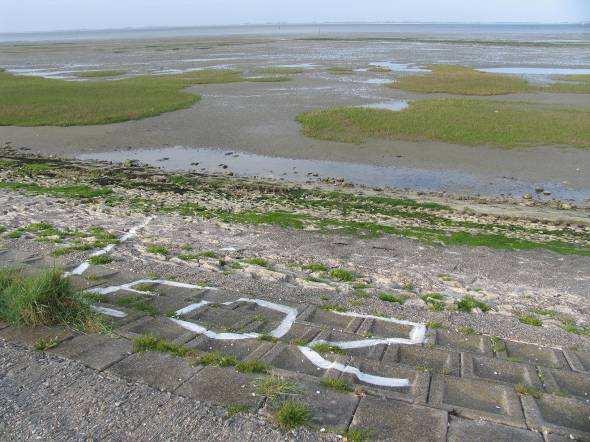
[133,334,192,358]
[320,377,353,392]
[378,293,406,304]
[0,268,104,332]
[329,268,356,282]
[255,376,301,400]
[235,359,268,374]
[275,401,311,429]
[518,314,543,327]
[88,254,113,265]
[456,296,491,313]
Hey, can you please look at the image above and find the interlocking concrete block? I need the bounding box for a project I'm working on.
[0,325,76,349]
[522,393,590,440]
[263,377,359,432]
[116,316,195,343]
[434,330,493,356]
[187,336,273,360]
[564,349,590,373]
[48,333,132,371]
[462,353,542,388]
[447,417,543,442]
[280,321,322,344]
[499,341,568,370]
[383,344,461,376]
[176,365,264,408]
[299,307,362,333]
[263,343,345,378]
[542,368,590,401]
[345,356,430,403]
[351,396,448,442]
[429,374,526,428]
[108,351,199,392]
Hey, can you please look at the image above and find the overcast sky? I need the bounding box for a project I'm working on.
[2,0,589,33]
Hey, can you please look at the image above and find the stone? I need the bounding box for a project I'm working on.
[447,417,543,442]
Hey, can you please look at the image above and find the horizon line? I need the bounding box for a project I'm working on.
[2,20,588,36]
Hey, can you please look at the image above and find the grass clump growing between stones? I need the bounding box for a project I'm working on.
[456,296,491,313]
[311,342,345,355]
[518,314,543,327]
[389,65,535,95]
[275,401,311,429]
[490,336,506,353]
[88,254,113,265]
[561,320,590,337]
[245,257,269,267]
[255,376,301,400]
[378,293,406,304]
[303,262,328,272]
[115,296,158,316]
[34,337,59,351]
[0,69,244,126]
[297,99,590,148]
[235,359,268,374]
[226,404,251,416]
[74,70,127,78]
[320,377,353,392]
[344,428,373,442]
[0,268,104,332]
[329,268,356,282]
[133,335,193,358]
[515,383,542,399]
[199,351,239,367]
[420,293,446,311]
[146,244,169,256]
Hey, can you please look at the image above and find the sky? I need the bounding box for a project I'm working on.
[1,0,589,33]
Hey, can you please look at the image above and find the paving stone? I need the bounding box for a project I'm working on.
[280,321,322,344]
[315,329,387,361]
[48,333,133,371]
[263,377,358,432]
[522,394,590,440]
[564,349,590,373]
[462,353,542,388]
[264,343,344,378]
[116,316,195,343]
[447,417,543,442]
[345,356,430,403]
[300,308,361,332]
[499,341,568,370]
[92,301,147,327]
[176,365,264,408]
[108,351,199,392]
[433,330,493,356]
[429,375,526,427]
[105,288,194,317]
[189,304,255,332]
[0,325,76,348]
[383,344,461,376]
[350,396,448,442]
[543,368,590,402]
[187,335,273,360]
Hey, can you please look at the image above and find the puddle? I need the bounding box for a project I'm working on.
[478,67,590,76]
[369,62,429,73]
[364,78,393,84]
[361,100,409,111]
[78,146,588,202]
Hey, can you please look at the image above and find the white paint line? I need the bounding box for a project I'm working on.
[171,297,298,339]
[298,346,410,388]
[91,305,127,318]
[330,310,424,328]
[87,279,215,295]
[310,337,418,349]
[65,216,154,277]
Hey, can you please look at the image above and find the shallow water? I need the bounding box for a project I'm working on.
[78,146,588,202]
[361,100,409,111]
[478,67,590,75]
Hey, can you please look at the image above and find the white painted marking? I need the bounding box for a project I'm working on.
[91,305,127,318]
[299,346,410,387]
[65,217,154,277]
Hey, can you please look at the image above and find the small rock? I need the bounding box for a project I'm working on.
[404,298,428,309]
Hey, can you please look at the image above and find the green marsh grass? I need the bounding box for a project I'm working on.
[0,69,243,126]
[297,99,590,148]
[74,70,127,78]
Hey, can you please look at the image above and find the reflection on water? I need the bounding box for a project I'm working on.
[78,146,587,202]
[369,62,429,73]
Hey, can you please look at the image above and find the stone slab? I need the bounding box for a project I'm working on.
[48,333,132,371]
[522,394,590,440]
[447,417,543,442]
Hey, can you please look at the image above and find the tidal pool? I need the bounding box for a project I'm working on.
[78,146,588,202]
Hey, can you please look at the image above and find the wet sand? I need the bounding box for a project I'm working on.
[1,34,589,200]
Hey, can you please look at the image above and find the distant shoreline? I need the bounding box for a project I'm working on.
[1,22,588,44]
